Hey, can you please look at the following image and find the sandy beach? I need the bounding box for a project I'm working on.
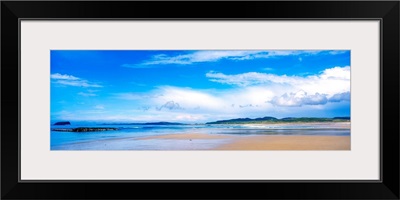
[134,122,351,150]
[138,133,350,150]
[51,122,351,150]
[214,135,350,150]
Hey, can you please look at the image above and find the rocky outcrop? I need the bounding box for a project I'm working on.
[54,121,71,125]
[52,127,119,132]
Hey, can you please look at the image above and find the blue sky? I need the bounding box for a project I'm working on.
[51,50,350,123]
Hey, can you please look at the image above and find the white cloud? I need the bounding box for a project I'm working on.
[269,90,350,107]
[206,71,280,86]
[113,93,163,100]
[54,88,350,123]
[156,101,184,111]
[175,114,204,121]
[131,86,276,118]
[122,51,262,67]
[51,73,102,88]
[122,50,348,67]
[262,67,274,71]
[113,72,349,119]
[54,80,102,88]
[114,86,274,116]
[319,66,350,80]
[150,86,228,111]
[269,91,328,107]
[138,106,151,111]
[50,73,79,80]
[94,105,105,110]
[328,50,349,55]
[329,91,350,102]
[204,66,350,108]
[187,51,263,62]
[206,66,350,96]
[59,65,349,122]
[78,92,97,97]
[78,89,99,97]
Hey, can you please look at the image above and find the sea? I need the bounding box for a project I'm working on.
[50,122,350,150]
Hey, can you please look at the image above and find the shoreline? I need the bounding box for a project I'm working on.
[51,122,351,150]
[52,132,350,150]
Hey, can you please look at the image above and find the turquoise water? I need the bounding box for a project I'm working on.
[50,123,350,150]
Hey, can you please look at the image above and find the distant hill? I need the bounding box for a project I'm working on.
[207,116,277,124]
[333,117,351,120]
[53,121,71,125]
[206,116,350,124]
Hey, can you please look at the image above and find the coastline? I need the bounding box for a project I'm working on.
[51,122,351,150]
[52,132,350,150]
[231,122,351,129]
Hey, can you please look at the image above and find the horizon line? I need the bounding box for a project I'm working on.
[51,116,351,123]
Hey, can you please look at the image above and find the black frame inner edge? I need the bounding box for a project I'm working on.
[1,1,399,199]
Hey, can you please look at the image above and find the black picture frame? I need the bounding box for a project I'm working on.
[1,1,399,199]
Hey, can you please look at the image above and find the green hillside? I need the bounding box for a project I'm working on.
[206,116,350,124]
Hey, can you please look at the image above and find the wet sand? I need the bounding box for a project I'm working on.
[138,133,350,150]
[139,133,232,140]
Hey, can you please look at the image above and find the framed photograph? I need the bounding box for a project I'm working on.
[2,1,399,199]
